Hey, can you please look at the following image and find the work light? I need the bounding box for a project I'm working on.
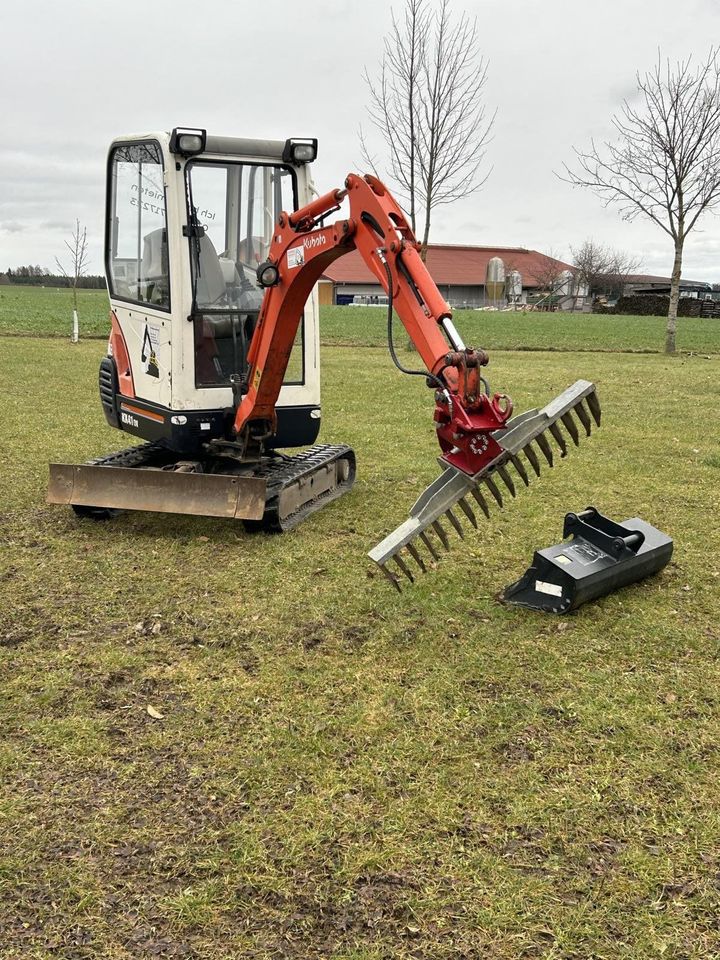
[282,138,318,165]
[169,127,207,156]
[257,261,280,287]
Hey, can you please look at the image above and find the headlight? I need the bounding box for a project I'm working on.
[256,261,280,287]
[282,138,318,165]
[169,127,207,156]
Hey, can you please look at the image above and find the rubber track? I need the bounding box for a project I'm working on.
[250,444,356,532]
[86,442,172,468]
[84,441,356,531]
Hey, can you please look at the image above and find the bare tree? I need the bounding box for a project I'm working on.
[605,248,643,300]
[362,0,494,259]
[360,0,428,234]
[56,219,90,343]
[563,50,720,352]
[571,239,642,304]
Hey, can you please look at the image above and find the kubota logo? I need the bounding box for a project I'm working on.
[303,235,326,249]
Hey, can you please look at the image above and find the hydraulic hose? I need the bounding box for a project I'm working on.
[379,252,446,394]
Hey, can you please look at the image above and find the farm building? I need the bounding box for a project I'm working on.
[318,243,580,308]
[621,274,712,297]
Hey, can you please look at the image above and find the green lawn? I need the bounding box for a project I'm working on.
[0,285,110,337]
[2,285,720,354]
[1,333,720,958]
[321,305,720,355]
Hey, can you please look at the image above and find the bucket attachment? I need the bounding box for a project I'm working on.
[368,380,601,589]
[502,507,673,613]
[48,463,267,519]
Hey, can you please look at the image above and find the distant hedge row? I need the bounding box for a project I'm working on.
[0,274,106,289]
[595,295,703,317]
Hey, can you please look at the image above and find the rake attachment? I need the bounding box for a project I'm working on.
[368,380,601,590]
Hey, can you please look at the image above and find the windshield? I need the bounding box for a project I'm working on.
[186,160,295,312]
[185,160,301,387]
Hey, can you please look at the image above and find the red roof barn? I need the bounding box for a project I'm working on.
[319,243,574,307]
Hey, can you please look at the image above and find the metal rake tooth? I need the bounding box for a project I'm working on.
[445,508,465,539]
[484,475,504,507]
[393,553,415,583]
[406,540,427,573]
[561,411,580,446]
[379,562,402,592]
[535,432,554,467]
[509,454,530,487]
[574,399,592,437]
[457,496,478,528]
[548,421,568,457]
[469,486,491,519]
[586,389,602,426]
[523,442,542,476]
[496,465,517,497]
[419,531,440,561]
[432,519,451,551]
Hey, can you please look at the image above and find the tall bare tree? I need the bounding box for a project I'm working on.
[362,0,494,259]
[56,219,90,343]
[361,0,428,234]
[563,50,720,352]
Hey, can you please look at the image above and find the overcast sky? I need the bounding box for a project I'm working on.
[2,0,720,281]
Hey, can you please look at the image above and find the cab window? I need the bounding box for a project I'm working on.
[107,141,170,310]
[186,160,303,387]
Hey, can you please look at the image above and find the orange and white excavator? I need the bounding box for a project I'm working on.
[48,127,600,587]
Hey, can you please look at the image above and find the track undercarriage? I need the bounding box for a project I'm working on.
[48,443,356,532]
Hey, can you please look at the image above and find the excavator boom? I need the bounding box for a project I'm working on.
[233,173,515,478]
[227,172,601,586]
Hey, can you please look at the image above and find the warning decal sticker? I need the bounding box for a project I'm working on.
[141,322,160,378]
[287,246,305,269]
[535,580,563,597]
[565,542,605,566]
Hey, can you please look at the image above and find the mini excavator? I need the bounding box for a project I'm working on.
[48,128,601,588]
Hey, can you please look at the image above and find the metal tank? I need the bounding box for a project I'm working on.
[507,269,522,301]
[485,256,505,306]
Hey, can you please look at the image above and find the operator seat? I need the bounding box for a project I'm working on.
[191,233,237,384]
[140,228,169,304]
[195,234,227,307]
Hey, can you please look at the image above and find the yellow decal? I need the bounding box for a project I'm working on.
[253,367,262,390]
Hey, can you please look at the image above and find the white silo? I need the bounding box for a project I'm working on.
[507,269,522,301]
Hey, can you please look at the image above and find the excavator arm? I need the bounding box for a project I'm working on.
[233,173,513,476]
[234,173,601,588]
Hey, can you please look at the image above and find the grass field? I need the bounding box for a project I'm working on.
[2,284,720,354]
[0,285,110,337]
[320,305,720,355]
[1,322,720,958]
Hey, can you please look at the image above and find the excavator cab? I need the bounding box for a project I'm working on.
[102,130,321,451]
[48,130,355,529]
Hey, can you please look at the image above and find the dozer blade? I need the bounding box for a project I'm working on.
[368,380,601,589]
[48,464,267,520]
